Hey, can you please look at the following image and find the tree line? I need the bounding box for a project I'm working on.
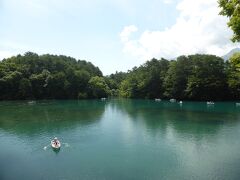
[109,53,240,101]
[0,52,240,101]
[0,52,109,100]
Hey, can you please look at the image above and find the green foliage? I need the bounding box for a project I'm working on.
[163,56,192,99]
[0,52,105,100]
[119,58,169,98]
[119,55,233,101]
[29,70,51,99]
[88,76,110,98]
[219,0,240,42]
[78,92,88,99]
[0,71,23,99]
[119,78,135,98]
[185,55,227,101]
[18,78,32,99]
[104,71,128,97]
[0,52,240,101]
[227,52,240,98]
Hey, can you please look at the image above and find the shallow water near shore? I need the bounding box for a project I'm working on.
[0,99,240,180]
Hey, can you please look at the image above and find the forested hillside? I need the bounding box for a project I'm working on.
[0,52,240,101]
[118,55,228,101]
[0,52,107,100]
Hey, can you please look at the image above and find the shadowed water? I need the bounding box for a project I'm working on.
[0,99,240,180]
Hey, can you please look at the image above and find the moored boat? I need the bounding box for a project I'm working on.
[170,99,176,103]
[207,101,214,105]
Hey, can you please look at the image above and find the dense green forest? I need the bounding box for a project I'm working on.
[0,52,107,100]
[0,52,240,101]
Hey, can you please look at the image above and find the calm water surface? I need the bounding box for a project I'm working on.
[0,99,240,180]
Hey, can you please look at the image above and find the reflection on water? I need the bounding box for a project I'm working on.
[52,147,61,154]
[0,99,240,180]
[111,99,240,136]
[0,100,106,136]
[105,99,240,180]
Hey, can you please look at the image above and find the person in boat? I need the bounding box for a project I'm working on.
[53,137,59,145]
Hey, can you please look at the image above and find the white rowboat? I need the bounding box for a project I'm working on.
[51,139,61,149]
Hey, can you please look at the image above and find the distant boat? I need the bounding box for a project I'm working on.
[155,98,161,102]
[101,98,106,101]
[236,103,240,106]
[207,101,214,105]
[179,101,183,104]
[28,101,36,105]
[51,137,61,149]
[170,99,176,103]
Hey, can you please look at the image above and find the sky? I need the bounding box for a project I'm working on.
[0,0,239,75]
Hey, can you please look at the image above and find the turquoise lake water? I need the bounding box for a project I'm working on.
[0,99,240,180]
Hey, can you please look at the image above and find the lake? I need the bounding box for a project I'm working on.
[0,99,240,180]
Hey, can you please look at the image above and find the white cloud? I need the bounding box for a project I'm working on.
[120,25,138,43]
[120,0,239,60]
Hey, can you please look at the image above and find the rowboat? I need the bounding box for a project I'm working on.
[51,138,61,149]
